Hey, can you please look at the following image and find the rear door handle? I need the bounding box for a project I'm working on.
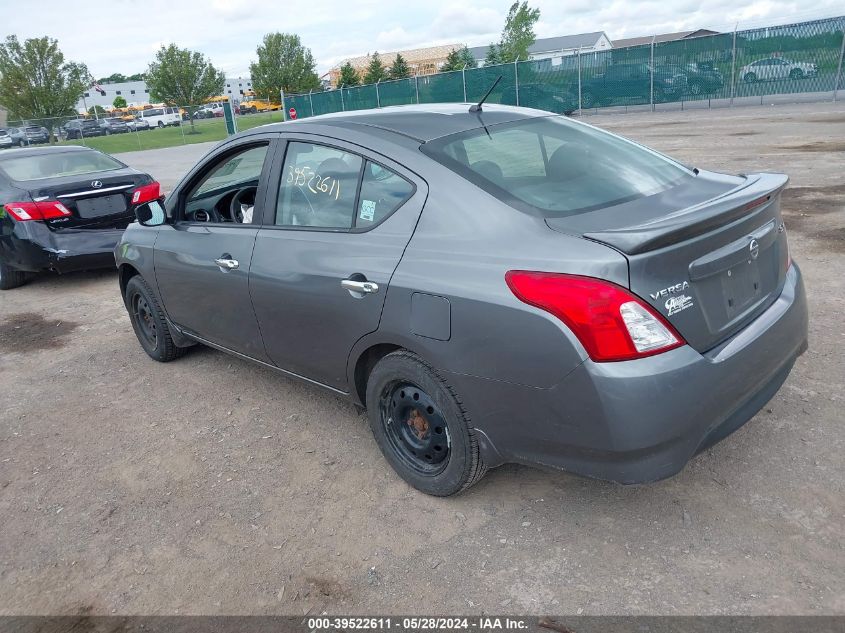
[341,279,379,294]
[214,257,239,270]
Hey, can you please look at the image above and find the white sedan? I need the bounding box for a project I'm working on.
[740,57,818,83]
[126,118,151,132]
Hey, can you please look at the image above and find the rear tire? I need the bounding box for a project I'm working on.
[157,121,165,128]
[688,81,702,96]
[0,258,27,290]
[580,91,595,109]
[365,350,487,496]
[124,276,185,362]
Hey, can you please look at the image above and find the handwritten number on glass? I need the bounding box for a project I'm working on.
[287,165,340,201]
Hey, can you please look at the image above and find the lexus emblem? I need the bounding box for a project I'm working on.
[749,238,760,260]
[91,180,103,189]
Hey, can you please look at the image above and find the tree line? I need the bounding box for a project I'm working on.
[0,1,540,138]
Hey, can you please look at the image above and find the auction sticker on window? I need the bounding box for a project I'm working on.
[360,199,376,222]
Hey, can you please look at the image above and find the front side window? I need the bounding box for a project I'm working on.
[422,116,692,218]
[275,142,363,229]
[184,144,269,223]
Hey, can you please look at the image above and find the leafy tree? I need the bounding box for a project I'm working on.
[88,105,106,116]
[441,46,478,72]
[441,48,462,72]
[112,95,127,108]
[250,32,320,99]
[337,62,360,87]
[498,1,540,62]
[0,35,87,141]
[388,53,411,80]
[363,52,388,84]
[483,43,503,67]
[145,44,225,132]
[98,72,126,84]
[127,72,145,81]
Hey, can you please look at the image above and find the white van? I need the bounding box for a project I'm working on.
[137,106,181,128]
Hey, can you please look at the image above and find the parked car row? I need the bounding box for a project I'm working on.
[0,126,51,148]
[527,56,817,111]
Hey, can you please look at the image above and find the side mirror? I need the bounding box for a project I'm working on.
[134,198,167,227]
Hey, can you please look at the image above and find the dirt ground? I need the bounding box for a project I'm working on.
[0,101,843,616]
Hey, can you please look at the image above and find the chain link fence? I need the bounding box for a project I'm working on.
[286,15,845,120]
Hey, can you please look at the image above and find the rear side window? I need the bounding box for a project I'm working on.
[357,162,414,227]
[422,116,692,217]
[0,151,124,181]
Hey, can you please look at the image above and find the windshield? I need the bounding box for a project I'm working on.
[0,150,125,181]
[421,116,693,217]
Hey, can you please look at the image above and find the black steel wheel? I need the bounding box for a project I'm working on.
[132,292,157,349]
[366,350,486,496]
[380,381,451,476]
[124,275,185,362]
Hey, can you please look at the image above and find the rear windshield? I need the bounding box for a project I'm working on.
[0,151,124,181]
[421,116,693,217]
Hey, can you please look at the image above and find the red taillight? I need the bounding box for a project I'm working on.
[505,271,685,362]
[4,200,72,222]
[130,181,161,205]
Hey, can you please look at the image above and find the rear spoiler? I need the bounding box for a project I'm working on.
[580,173,788,255]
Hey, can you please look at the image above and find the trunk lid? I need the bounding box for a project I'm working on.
[546,171,790,352]
[31,169,148,229]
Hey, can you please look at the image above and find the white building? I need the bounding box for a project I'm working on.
[468,31,612,65]
[75,76,254,111]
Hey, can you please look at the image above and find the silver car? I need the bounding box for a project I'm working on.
[116,104,808,496]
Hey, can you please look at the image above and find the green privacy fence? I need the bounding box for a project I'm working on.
[286,15,845,119]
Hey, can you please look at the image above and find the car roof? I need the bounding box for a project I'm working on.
[249,103,551,143]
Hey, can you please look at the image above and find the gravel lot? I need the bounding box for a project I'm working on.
[1,102,843,616]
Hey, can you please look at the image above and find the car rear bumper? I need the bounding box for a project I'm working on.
[451,263,808,483]
[1,220,127,274]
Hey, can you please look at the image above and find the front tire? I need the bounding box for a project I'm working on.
[157,121,165,128]
[366,350,486,496]
[0,258,27,290]
[744,72,757,83]
[789,68,804,80]
[125,276,185,362]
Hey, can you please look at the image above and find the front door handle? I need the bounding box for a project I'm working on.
[214,257,239,270]
[341,279,379,294]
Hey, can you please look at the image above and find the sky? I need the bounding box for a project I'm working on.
[5,0,843,79]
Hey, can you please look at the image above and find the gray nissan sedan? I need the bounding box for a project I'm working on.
[116,103,808,496]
